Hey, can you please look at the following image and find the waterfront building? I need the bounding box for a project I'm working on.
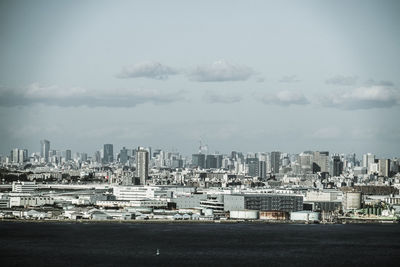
[224,194,303,212]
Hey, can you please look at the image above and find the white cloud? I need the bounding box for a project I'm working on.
[203,92,242,104]
[261,90,309,106]
[279,75,300,83]
[188,60,254,82]
[116,61,178,79]
[364,79,394,87]
[321,86,400,109]
[312,127,342,139]
[326,75,358,86]
[0,83,184,108]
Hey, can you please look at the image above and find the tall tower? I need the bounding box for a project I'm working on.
[136,147,149,185]
[40,140,50,162]
[103,144,114,163]
[270,151,281,174]
[65,150,72,161]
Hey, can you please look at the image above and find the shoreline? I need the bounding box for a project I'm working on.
[1,218,398,225]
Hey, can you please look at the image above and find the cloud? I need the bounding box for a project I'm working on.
[0,83,184,108]
[326,75,358,86]
[203,92,242,104]
[312,127,342,139]
[261,90,309,106]
[364,79,394,87]
[321,86,400,109]
[279,75,300,83]
[116,61,178,79]
[188,60,254,82]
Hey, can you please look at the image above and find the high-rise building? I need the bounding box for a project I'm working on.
[246,157,259,177]
[40,140,50,162]
[136,148,149,185]
[11,148,19,163]
[259,160,267,179]
[270,151,281,173]
[331,155,343,177]
[362,153,375,169]
[120,147,128,164]
[192,154,206,169]
[65,150,72,161]
[206,155,218,169]
[94,150,101,163]
[103,144,114,163]
[81,153,87,162]
[313,151,329,173]
[378,159,390,177]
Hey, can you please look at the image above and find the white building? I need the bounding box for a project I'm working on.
[12,181,38,193]
[113,186,163,201]
[9,194,54,207]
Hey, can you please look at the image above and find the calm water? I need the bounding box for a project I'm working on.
[0,222,399,266]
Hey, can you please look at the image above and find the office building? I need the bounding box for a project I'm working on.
[313,151,329,173]
[224,194,303,212]
[378,159,390,177]
[40,139,50,162]
[65,150,72,161]
[136,147,149,185]
[192,153,206,169]
[103,144,114,163]
[120,147,128,164]
[246,157,259,177]
[270,151,281,173]
[331,155,343,177]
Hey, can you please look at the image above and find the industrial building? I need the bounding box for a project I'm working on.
[224,194,303,212]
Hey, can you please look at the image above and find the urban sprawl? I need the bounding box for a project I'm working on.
[1,140,399,223]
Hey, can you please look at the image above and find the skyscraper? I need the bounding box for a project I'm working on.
[378,159,390,177]
[363,153,375,170]
[246,157,259,177]
[65,150,72,161]
[40,140,50,162]
[11,148,19,163]
[313,151,329,173]
[136,147,149,185]
[103,144,114,163]
[331,155,343,177]
[270,151,281,174]
[206,155,218,169]
[192,153,206,169]
[120,147,128,164]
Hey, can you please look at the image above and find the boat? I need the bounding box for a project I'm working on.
[156,249,160,256]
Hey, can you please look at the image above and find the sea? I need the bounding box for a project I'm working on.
[0,222,399,266]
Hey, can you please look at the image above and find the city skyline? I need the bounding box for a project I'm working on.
[1,1,400,158]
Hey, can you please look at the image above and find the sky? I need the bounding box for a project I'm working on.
[0,0,399,158]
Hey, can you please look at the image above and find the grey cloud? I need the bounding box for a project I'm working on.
[279,75,300,83]
[189,60,255,82]
[261,90,309,106]
[326,75,358,86]
[203,92,242,104]
[365,79,394,87]
[116,61,178,79]
[0,84,184,108]
[320,86,400,109]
